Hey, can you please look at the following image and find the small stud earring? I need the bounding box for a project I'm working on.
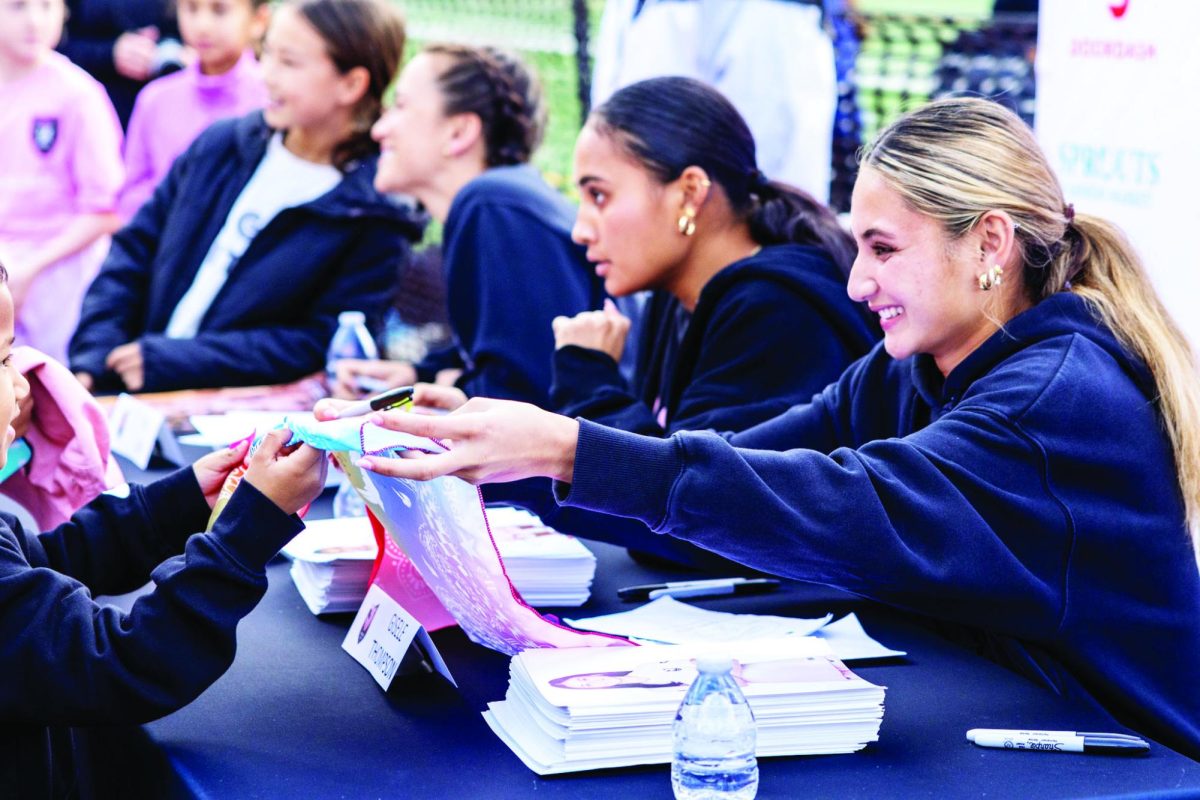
[677,208,696,237]
[977,264,1003,291]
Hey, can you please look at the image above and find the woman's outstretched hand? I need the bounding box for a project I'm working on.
[353,398,580,486]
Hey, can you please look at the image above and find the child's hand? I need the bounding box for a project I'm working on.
[192,439,251,508]
[113,27,158,81]
[105,342,144,391]
[243,429,327,515]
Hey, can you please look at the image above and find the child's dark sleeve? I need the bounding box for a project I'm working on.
[0,471,303,725]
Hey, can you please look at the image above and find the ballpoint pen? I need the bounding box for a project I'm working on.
[335,385,415,419]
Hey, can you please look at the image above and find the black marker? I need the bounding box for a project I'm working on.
[966,729,1150,755]
[335,385,415,419]
[617,577,780,602]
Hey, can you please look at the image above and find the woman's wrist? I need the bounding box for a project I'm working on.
[549,414,580,483]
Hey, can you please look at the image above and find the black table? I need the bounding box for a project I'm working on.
[94,529,1200,799]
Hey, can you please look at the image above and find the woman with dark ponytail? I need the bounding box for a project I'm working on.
[331,44,604,406]
[547,76,875,438]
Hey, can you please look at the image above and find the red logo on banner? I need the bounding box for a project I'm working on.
[1109,0,1129,18]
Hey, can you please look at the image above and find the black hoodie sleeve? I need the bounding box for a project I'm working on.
[0,472,303,725]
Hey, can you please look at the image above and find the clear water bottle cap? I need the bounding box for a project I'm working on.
[338,310,367,325]
[694,655,734,674]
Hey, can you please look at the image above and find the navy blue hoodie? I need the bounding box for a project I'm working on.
[413,164,604,405]
[0,469,304,798]
[551,243,878,435]
[491,244,878,566]
[560,292,1200,758]
[69,111,425,393]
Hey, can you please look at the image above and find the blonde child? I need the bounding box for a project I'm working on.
[0,0,124,364]
[120,0,271,219]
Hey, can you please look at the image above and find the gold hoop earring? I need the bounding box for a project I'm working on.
[677,208,696,237]
[977,264,1003,291]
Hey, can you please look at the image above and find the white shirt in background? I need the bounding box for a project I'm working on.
[166,132,342,338]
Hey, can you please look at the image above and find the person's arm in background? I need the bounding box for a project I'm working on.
[447,202,599,404]
[118,86,160,221]
[552,281,859,438]
[7,78,125,309]
[67,126,182,392]
[548,297,664,434]
[57,0,159,82]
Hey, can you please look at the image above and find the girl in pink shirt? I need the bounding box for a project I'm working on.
[120,0,271,220]
[0,0,124,365]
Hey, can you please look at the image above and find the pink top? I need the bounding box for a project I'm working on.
[120,49,268,219]
[0,347,125,531]
[0,51,124,363]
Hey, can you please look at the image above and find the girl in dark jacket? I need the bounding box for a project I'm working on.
[547,76,876,438]
[69,0,424,393]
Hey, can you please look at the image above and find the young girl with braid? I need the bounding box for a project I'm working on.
[331,44,604,406]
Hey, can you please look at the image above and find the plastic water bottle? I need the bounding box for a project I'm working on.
[327,311,377,519]
[332,475,367,518]
[671,656,759,800]
[326,310,379,384]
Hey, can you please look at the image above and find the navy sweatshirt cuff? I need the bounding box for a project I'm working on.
[550,346,623,410]
[142,468,216,555]
[554,418,683,531]
[208,482,305,571]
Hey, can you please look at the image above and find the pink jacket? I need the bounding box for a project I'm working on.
[0,347,124,529]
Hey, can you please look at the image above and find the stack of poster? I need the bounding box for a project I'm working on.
[281,517,377,614]
[483,637,886,775]
[487,506,596,607]
[281,506,597,616]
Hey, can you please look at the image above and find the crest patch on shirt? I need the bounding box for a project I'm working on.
[32,118,58,154]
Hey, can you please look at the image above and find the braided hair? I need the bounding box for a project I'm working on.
[290,0,406,172]
[424,44,546,167]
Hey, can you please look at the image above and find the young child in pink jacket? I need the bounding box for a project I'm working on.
[119,0,270,219]
[0,347,124,531]
[0,0,124,364]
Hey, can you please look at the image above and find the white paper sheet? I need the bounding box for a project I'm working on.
[565,597,905,662]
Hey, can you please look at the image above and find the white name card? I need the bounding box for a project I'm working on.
[342,583,456,690]
[109,393,172,469]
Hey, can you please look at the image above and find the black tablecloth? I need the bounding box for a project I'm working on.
[92,531,1200,800]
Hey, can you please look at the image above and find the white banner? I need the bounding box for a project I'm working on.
[1035,0,1200,348]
